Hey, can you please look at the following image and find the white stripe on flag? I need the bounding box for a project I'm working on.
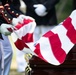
[38,37,60,65]
[14,22,36,39]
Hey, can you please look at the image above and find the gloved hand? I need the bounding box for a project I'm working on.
[33,4,48,17]
[0,23,13,36]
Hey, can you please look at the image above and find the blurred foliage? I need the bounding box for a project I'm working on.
[56,0,73,23]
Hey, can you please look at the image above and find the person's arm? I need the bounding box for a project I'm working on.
[0,3,13,36]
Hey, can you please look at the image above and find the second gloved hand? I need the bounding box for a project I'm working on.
[0,23,13,36]
[33,4,48,17]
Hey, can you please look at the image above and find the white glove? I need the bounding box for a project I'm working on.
[33,4,48,17]
[0,23,13,36]
[12,18,20,26]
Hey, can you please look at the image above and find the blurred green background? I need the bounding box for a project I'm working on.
[56,0,73,23]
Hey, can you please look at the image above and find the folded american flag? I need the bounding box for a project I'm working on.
[11,10,76,65]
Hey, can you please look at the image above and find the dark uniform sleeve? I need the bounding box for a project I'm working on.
[23,0,38,11]
[43,0,60,11]
[8,0,20,11]
[0,0,21,39]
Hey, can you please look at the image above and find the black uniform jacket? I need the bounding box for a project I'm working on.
[23,0,60,25]
[0,0,21,39]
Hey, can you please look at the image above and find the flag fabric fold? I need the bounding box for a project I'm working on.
[11,10,76,65]
[11,15,36,55]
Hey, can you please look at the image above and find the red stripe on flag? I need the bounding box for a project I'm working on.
[22,33,33,43]
[14,39,29,50]
[43,31,66,64]
[34,44,48,63]
[62,17,72,29]
[14,33,33,50]
[62,17,76,44]
[15,19,33,29]
[43,30,54,37]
